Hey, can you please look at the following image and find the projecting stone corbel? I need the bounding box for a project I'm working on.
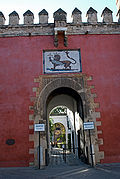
[64,30,68,47]
[54,27,68,47]
[54,30,58,47]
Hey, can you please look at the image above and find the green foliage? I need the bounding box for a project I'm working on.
[49,118,54,141]
[49,118,54,129]
[49,119,66,147]
[50,106,67,115]
[57,134,66,143]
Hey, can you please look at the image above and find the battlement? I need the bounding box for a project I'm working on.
[0,7,120,38]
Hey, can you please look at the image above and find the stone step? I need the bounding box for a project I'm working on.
[49,147,83,167]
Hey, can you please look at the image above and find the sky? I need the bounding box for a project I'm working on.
[0,0,118,24]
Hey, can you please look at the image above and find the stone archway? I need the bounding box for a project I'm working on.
[47,90,84,160]
[32,74,104,167]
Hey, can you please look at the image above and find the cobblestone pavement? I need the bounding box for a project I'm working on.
[0,148,120,179]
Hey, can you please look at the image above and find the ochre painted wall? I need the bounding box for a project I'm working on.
[0,34,120,166]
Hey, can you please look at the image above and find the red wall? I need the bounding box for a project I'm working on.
[0,34,120,166]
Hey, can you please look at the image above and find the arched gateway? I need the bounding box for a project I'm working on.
[32,74,103,167]
[0,6,119,168]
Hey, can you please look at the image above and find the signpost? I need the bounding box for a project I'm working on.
[84,121,94,167]
[34,124,45,132]
[34,123,45,169]
[83,122,94,130]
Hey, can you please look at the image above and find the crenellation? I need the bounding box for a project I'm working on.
[0,8,120,26]
[117,9,120,22]
[53,8,67,27]
[0,11,5,25]
[101,7,113,23]
[86,7,97,24]
[9,11,19,25]
[23,10,34,25]
[0,8,120,37]
[72,8,82,24]
[38,9,48,24]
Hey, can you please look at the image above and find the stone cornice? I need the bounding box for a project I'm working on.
[0,22,120,37]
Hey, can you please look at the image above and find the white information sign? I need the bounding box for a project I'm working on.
[34,124,45,132]
[84,122,94,130]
